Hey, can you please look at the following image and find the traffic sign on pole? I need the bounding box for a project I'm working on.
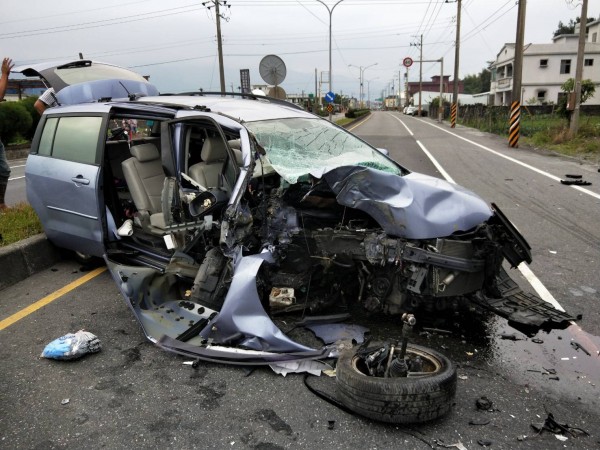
[325,91,335,103]
[402,57,413,68]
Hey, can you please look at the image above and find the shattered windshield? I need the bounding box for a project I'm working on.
[245,117,403,183]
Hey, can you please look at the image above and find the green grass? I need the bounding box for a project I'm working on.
[0,203,43,247]
[520,114,600,159]
[335,117,354,127]
[459,111,600,160]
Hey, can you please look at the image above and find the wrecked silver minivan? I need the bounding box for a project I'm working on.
[20,62,575,372]
[25,93,573,362]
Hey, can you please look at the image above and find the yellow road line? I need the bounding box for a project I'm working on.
[348,113,373,131]
[0,267,107,331]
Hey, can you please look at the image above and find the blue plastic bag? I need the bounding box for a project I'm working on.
[41,330,101,360]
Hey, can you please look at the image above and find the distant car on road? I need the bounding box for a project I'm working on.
[404,105,418,116]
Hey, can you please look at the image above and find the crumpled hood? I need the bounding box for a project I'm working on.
[323,166,492,239]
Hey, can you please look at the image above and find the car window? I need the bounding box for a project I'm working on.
[45,116,102,165]
[38,117,58,156]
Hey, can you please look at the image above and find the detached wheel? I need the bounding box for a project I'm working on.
[336,344,456,424]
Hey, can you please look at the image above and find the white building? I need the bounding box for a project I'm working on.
[489,18,600,106]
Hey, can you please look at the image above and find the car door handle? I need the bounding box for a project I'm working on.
[71,175,90,185]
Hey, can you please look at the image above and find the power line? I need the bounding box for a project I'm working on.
[0,4,203,40]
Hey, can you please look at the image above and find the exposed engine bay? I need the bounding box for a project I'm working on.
[107,162,575,364]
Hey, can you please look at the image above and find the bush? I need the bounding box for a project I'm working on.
[0,101,32,143]
[19,96,40,140]
[345,108,370,119]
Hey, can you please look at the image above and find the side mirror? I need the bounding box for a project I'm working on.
[376,148,389,156]
[189,189,229,218]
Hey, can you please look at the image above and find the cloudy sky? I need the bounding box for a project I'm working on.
[2,0,597,100]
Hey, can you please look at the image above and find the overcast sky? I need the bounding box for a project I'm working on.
[2,0,598,100]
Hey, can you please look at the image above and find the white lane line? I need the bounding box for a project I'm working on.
[9,164,25,169]
[415,138,566,312]
[388,114,414,136]
[416,140,455,183]
[420,119,600,201]
[8,176,25,181]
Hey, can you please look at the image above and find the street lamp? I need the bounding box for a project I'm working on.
[366,77,379,109]
[349,62,377,108]
[315,0,344,121]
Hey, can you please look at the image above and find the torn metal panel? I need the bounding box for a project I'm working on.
[323,167,492,239]
[201,251,317,352]
[472,268,577,328]
[158,335,328,365]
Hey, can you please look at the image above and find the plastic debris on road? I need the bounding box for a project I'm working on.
[41,330,101,360]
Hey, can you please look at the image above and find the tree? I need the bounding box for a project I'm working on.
[561,78,596,104]
[557,78,596,121]
[0,101,32,143]
[461,68,491,95]
[553,17,595,37]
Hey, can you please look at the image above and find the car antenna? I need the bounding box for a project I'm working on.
[118,81,140,101]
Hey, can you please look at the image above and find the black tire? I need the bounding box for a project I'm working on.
[190,248,228,311]
[336,344,456,424]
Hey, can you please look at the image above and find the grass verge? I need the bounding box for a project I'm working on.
[459,112,600,161]
[0,203,43,247]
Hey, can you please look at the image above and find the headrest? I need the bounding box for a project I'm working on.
[201,137,228,163]
[130,143,159,162]
[228,139,241,150]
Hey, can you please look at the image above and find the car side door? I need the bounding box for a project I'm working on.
[26,113,108,257]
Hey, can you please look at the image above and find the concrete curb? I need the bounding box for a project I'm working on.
[0,234,62,291]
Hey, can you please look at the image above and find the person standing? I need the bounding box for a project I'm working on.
[0,57,15,210]
[34,87,58,114]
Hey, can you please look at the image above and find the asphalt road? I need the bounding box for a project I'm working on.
[1,112,600,449]
[5,157,27,206]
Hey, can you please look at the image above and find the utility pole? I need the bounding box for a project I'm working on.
[509,0,526,148]
[450,0,462,128]
[316,0,344,121]
[569,0,588,137]
[411,35,423,116]
[405,68,409,107]
[203,1,230,94]
[439,57,444,123]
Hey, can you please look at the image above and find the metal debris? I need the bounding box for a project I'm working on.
[570,341,591,356]
[531,412,589,438]
[560,179,591,186]
[469,418,491,426]
[476,396,493,411]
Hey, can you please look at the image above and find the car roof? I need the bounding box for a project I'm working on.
[39,94,317,124]
[135,95,315,122]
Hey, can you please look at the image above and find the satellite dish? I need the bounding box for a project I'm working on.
[259,55,286,86]
[267,86,287,100]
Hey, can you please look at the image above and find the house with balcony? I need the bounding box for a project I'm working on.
[489,18,600,106]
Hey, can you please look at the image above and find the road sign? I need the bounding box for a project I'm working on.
[325,91,335,103]
[402,57,413,68]
[326,103,334,113]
